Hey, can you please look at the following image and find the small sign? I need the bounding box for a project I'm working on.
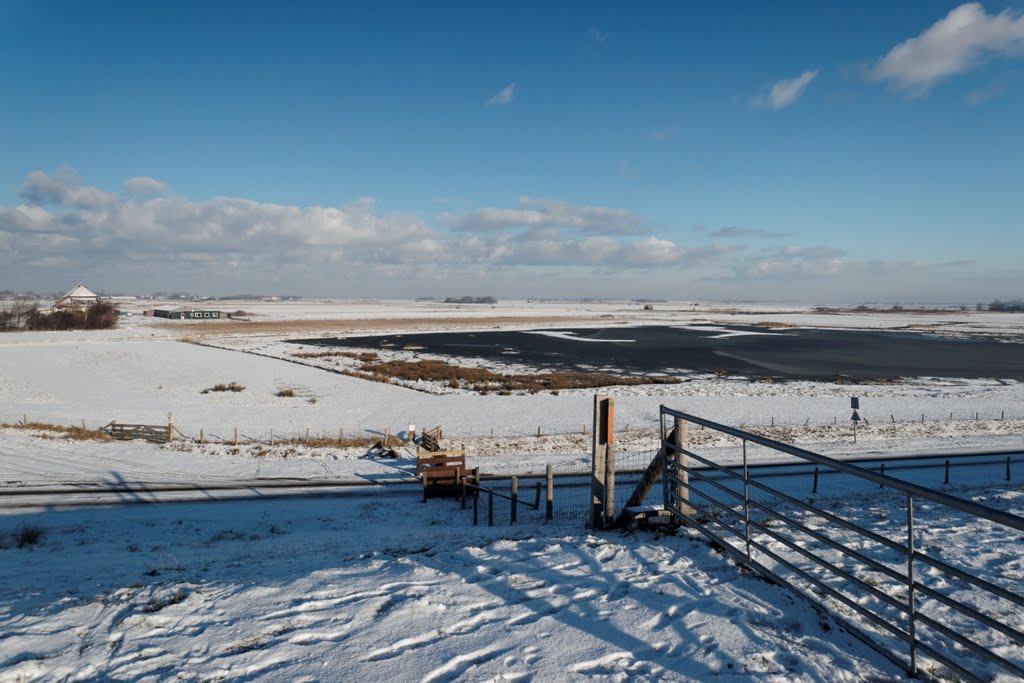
[851,410,861,422]
[851,397,860,410]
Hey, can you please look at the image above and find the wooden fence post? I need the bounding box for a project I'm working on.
[234,427,238,446]
[511,477,518,524]
[546,463,554,521]
[199,428,204,444]
[270,428,274,446]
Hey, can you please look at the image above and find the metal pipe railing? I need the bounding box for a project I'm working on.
[659,406,1024,682]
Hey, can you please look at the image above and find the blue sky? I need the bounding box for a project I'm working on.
[1,1,1023,301]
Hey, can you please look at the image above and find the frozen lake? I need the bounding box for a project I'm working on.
[296,324,1024,381]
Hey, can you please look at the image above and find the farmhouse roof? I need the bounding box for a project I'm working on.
[61,284,97,300]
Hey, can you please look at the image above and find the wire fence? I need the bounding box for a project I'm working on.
[4,407,1024,449]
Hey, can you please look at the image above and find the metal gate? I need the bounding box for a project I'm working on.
[658,406,1024,682]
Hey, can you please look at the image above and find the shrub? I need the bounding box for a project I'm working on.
[21,300,119,331]
[15,524,43,548]
[276,388,295,397]
[84,300,118,329]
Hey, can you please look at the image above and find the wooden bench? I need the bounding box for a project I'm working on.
[417,449,477,500]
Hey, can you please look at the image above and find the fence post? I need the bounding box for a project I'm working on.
[473,490,479,526]
[488,490,494,527]
[270,428,274,446]
[534,481,541,511]
[199,428,204,444]
[460,475,467,510]
[944,460,950,484]
[1007,457,1012,482]
[546,464,554,521]
[511,477,518,524]
[906,493,918,676]
[812,467,819,494]
[673,416,688,512]
[234,427,238,446]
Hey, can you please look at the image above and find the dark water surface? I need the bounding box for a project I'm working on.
[291,325,1024,380]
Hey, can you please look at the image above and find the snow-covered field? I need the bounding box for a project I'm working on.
[0,495,902,682]
[2,299,1023,681]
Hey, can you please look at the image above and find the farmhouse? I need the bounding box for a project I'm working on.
[52,284,99,309]
[153,309,222,320]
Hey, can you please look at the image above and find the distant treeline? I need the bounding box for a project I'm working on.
[0,301,118,331]
[444,296,497,304]
[987,299,1024,312]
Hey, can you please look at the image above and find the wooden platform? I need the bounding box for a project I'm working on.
[417,449,477,500]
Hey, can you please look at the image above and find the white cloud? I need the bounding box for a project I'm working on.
[442,196,647,235]
[20,167,115,210]
[486,82,517,106]
[752,70,819,110]
[10,169,984,301]
[1,170,742,292]
[123,176,170,195]
[706,226,789,239]
[867,3,1024,94]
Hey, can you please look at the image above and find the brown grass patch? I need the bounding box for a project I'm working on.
[276,388,295,397]
[202,382,245,394]
[291,350,379,362]
[2,421,111,441]
[283,434,378,448]
[355,359,680,393]
[749,321,800,329]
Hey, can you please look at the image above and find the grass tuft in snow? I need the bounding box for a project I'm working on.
[276,388,295,397]
[14,524,44,548]
[142,587,190,613]
[201,382,245,394]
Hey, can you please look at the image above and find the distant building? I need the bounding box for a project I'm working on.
[53,284,99,309]
[153,309,222,320]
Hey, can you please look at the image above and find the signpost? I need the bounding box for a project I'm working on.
[851,397,860,443]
